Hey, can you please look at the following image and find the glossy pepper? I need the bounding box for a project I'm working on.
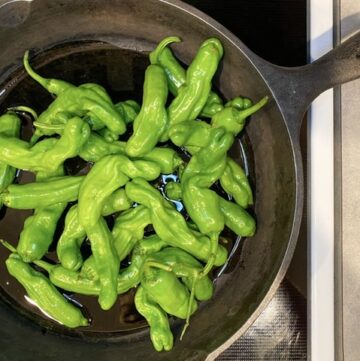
[181,127,234,235]
[125,178,228,266]
[5,253,88,328]
[141,267,197,320]
[126,65,168,156]
[0,175,84,209]
[148,247,214,301]
[219,157,254,208]
[57,189,132,270]
[166,38,223,129]
[0,116,90,173]
[149,36,223,118]
[135,286,173,352]
[165,181,255,237]
[17,164,67,262]
[0,112,21,208]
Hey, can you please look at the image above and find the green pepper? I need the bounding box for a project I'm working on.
[24,50,73,96]
[1,176,84,209]
[181,127,234,235]
[5,254,88,328]
[126,65,168,156]
[141,267,197,320]
[148,247,213,301]
[112,205,151,261]
[166,38,223,129]
[149,36,223,118]
[211,96,268,136]
[115,100,141,125]
[224,96,253,110]
[219,157,253,208]
[79,133,182,174]
[17,165,67,263]
[0,112,21,208]
[165,181,255,237]
[135,286,173,352]
[0,116,90,173]
[57,189,132,271]
[125,178,228,266]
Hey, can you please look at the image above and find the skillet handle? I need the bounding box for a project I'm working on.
[252,30,360,136]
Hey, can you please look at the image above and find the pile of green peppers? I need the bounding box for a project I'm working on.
[0,36,267,352]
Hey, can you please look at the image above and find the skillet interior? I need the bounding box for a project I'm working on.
[0,1,299,360]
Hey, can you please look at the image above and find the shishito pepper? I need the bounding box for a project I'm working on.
[0,116,90,174]
[5,253,88,328]
[165,181,255,237]
[57,189,132,270]
[125,178,228,266]
[166,38,224,129]
[135,286,173,352]
[1,175,84,209]
[149,36,223,118]
[17,164,66,263]
[181,127,234,235]
[0,112,21,208]
[141,267,198,320]
[126,65,169,156]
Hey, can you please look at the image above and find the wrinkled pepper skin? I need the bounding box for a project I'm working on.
[0,113,21,208]
[181,127,234,235]
[80,134,182,174]
[126,65,168,156]
[125,178,228,266]
[148,247,214,301]
[115,100,141,125]
[17,165,66,262]
[149,36,223,118]
[6,254,88,328]
[219,157,254,208]
[141,267,197,320]
[57,189,131,271]
[135,286,174,352]
[165,181,256,237]
[1,176,84,209]
[0,116,90,173]
[112,205,151,261]
[167,38,223,129]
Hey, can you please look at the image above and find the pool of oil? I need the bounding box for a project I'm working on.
[0,41,256,339]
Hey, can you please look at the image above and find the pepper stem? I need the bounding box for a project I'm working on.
[149,36,182,65]
[8,106,38,120]
[33,259,54,273]
[23,50,51,91]
[180,274,198,341]
[201,232,219,277]
[144,261,173,273]
[0,239,17,253]
[238,96,269,121]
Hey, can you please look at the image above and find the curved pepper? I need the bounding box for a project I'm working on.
[0,113,21,208]
[17,165,67,262]
[149,36,223,118]
[0,116,90,173]
[135,286,173,352]
[112,205,151,261]
[6,254,88,328]
[165,181,255,237]
[57,189,132,270]
[141,267,197,320]
[166,38,223,129]
[125,178,228,266]
[1,175,84,209]
[181,127,234,235]
[115,99,141,125]
[219,157,253,208]
[126,65,168,156]
[148,247,214,301]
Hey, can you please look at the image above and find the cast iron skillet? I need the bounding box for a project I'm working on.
[0,1,359,360]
